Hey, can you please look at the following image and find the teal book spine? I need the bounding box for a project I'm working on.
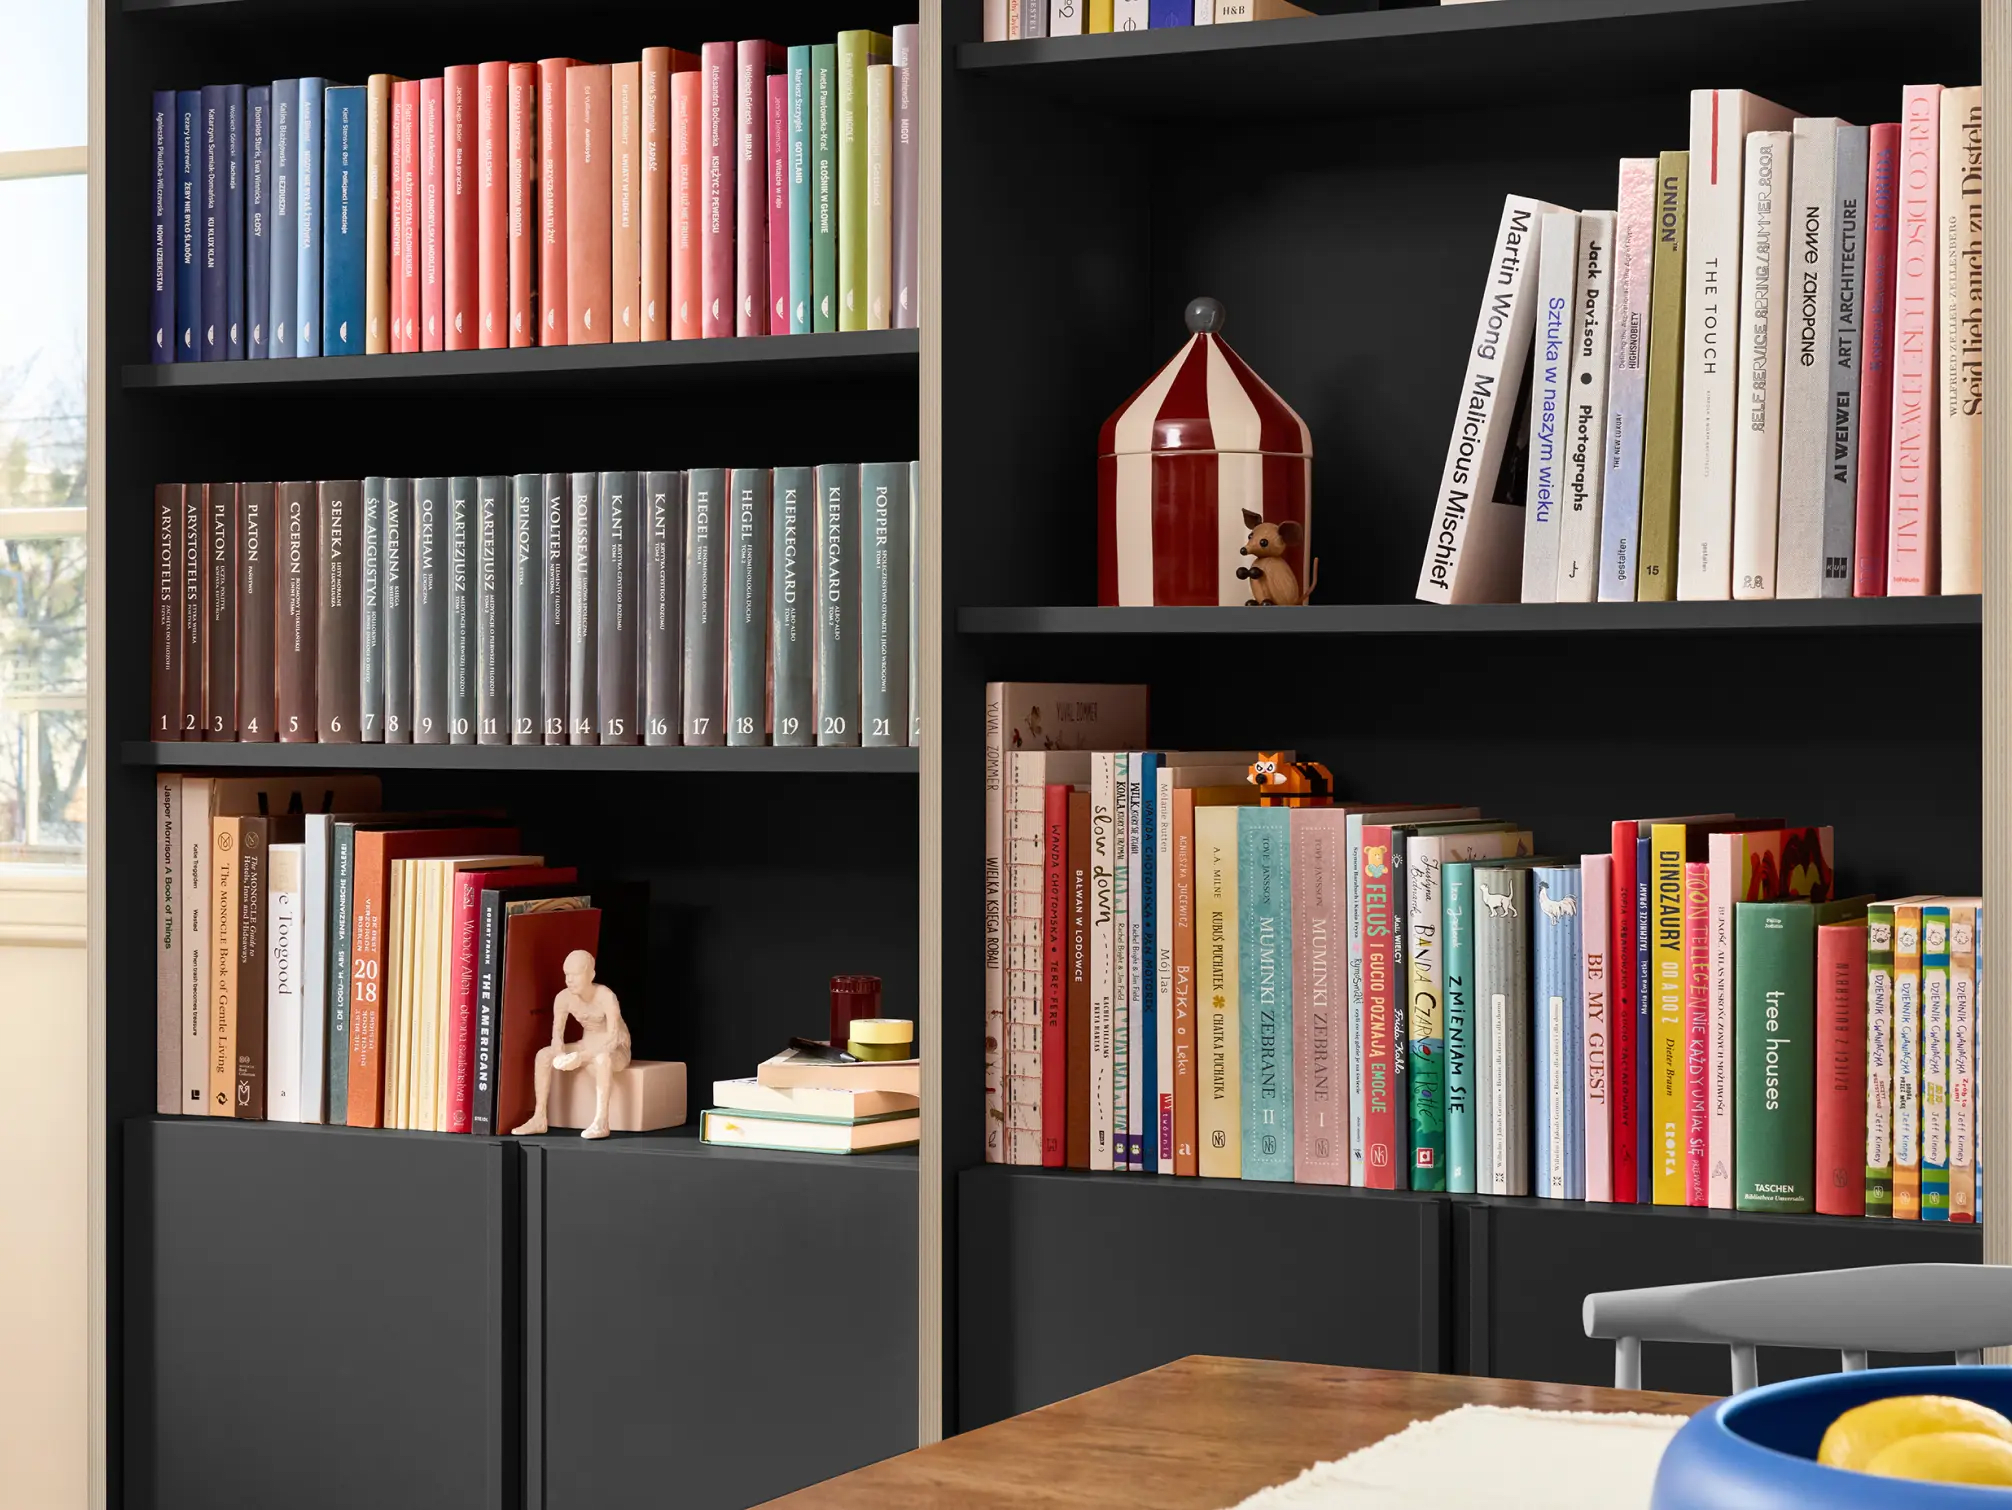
[1444,861,1477,1193]
[810,44,837,332]
[786,46,812,334]
[1239,806,1294,1181]
[327,820,355,1121]
[1923,903,1952,1219]
[320,84,366,353]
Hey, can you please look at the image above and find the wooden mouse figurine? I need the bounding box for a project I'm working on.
[1235,509,1317,605]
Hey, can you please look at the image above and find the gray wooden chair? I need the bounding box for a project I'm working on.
[1584,1264,2012,1394]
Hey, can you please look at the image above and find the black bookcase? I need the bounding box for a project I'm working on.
[102,3,922,1507]
[934,0,1987,1437]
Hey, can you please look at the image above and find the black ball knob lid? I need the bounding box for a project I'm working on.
[1185,296,1226,335]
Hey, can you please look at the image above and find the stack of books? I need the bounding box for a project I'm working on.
[148,464,919,750]
[703,1048,921,1154]
[982,681,1983,1222]
[984,0,1309,39]
[1420,83,1985,604]
[146,27,921,362]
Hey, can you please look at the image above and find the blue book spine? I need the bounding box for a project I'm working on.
[200,85,226,359]
[322,85,367,355]
[246,87,269,358]
[1138,752,1160,1173]
[1148,0,1191,23]
[787,46,812,335]
[1635,836,1653,1203]
[1533,865,1584,1200]
[224,84,246,359]
[150,92,175,361]
[269,81,298,357]
[175,91,202,359]
[1444,861,1476,1193]
[296,78,328,356]
[1239,805,1294,1181]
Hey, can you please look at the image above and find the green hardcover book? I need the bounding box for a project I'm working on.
[1865,900,1897,1216]
[1443,861,1477,1194]
[1636,149,1688,601]
[1237,805,1293,1182]
[811,43,839,332]
[1734,895,1870,1211]
[835,30,890,333]
[787,46,813,334]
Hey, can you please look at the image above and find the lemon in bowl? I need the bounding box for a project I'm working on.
[1818,1394,2012,1473]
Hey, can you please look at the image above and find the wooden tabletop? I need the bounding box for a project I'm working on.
[761,1357,1713,1509]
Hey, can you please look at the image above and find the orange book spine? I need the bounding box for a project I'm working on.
[477,60,509,348]
[670,68,701,340]
[1172,787,1199,1175]
[640,48,671,340]
[366,75,395,354]
[507,63,536,347]
[347,830,392,1126]
[443,64,479,350]
[566,64,612,345]
[537,58,576,345]
[611,61,641,342]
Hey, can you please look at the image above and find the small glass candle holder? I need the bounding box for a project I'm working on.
[829,974,883,1053]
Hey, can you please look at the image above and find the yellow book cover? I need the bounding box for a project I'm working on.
[1090,0,1114,30]
[1197,803,1242,1177]
[1893,900,1926,1218]
[210,816,242,1116]
[1636,150,1688,599]
[1649,822,1688,1202]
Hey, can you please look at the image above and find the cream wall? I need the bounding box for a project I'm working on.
[0,867,89,1510]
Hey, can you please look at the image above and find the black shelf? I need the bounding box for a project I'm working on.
[959,597,1983,637]
[521,1121,919,1167]
[955,0,1980,119]
[122,328,917,396]
[121,739,919,774]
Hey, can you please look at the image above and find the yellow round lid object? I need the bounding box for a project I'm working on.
[848,1041,908,1062]
[848,1018,914,1046]
[1817,1395,2012,1472]
[1862,1430,2012,1485]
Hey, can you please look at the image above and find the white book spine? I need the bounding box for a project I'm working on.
[156,777,182,1116]
[1776,119,1844,599]
[1089,753,1118,1170]
[1050,0,1086,35]
[1580,854,1611,1202]
[1345,812,1367,1184]
[1677,89,1799,599]
[1824,126,1870,598]
[265,843,303,1124]
[1194,0,1213,19]
[1005,752,1045,1165]
[1888,85,1942,595]
[1730,131,1793,600]
[1545,991,1565,1197]
[1416,195,1561,604]
[1941,87,1984,595]
[1156,764,1176,1167]
[1520,210,1578,603]
[180,777,212,1113]
[1596,159,1656,602]
[985,0,1009,41]
[1556,211,1614,601]
[1115,0,1149,28]
[1488,989,1509,1194]
[1705,834,1738,1208]
[1124,754,1144,1169]
[983,684,1008,1162]
[301,814,332,1123]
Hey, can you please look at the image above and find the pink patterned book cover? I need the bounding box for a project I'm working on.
[1887,84,1942,593]
[702,42,736,338]
[1580,853,1612,1202]
[1684,860,1710,1206]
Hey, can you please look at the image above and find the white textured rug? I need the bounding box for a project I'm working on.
[1228,1405,1689,1509]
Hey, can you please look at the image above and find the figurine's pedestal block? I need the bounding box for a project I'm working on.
[549,1060,688,1132]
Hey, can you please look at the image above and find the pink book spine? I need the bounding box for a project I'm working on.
[1581,853,1613,1203]
[1854,123,1901,597]
[443,64,478,351]
[671,69,701,340]
[734,42,778,337]
[1887,85,1943,594]
[508,63,536,347]
[1684,860,1711,1207]
[702,42,735,338]
[420,78,444,352]
[767,72,789,335]
[1293,810,1347,1186]
[388,84,408,352]
[477,60,509,349]
[538,59,575,346]
[395,82,420,351]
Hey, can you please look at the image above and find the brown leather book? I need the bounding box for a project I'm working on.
[276,482,318,741]
[536,58,578,346]
[346,825,518,1127]
[477,60,509,349]
[495,905,602,1136]
[203,483,237,739]
[611,61,640,342]
[179,483,203,736]
[1067,788,1091,1169]
[210,814,243,1114]
[317,481,362,742]
[153,484,183,740]
[236,482,276,742]
[565,64,612,345]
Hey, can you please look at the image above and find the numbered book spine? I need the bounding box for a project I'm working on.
[1683,860,1710,1204]
[1596,159,1655,602]
[1950,901,1979,1222]
[726,467,770,746]
[681,468,726,745]
[540,473,568,740]
[1887,85,1943,595]
[276,482,316,740]
[447,477,475,743]
[237,483,275,742]
[203,483,237,738]
[814,463,860,746]
[1520,210,1576,603]
[322,85,367,354]
[1893,900,1924,1217]
[642,471,682,745]
[246,87,269,358]
[269,83,297,356]
[1816,916,1869,1215]
[771,467,813,746]
[1940,88,1985,595]
[1580,853,1612,1202]
[152,486,183,737]
[413,477,449,743]
[597,471,640,744]
[1637,151,1688,598]
[382,478,410,741]
[787,47,812,333]
[475,475,510,745]
[1776,119,1843,600]
[1922,903,1952,1218]
[509,475,541,743]
[359,478,384,741]
[811,44,838,332]
[1866,901,1896,1215]
[566,472,598,743]
[1823,127,1870,597]
[860,461,910,746]
[1734,901,1816,1211]
[152,93,175,360]
[316,481,361,740]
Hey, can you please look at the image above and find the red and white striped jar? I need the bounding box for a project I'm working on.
[1097,297,1312,606]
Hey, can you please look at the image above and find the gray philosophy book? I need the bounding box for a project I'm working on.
[726,467,771,747]
[474,475,509,745]
[412,476,448,744]
[813,462,859,747]
[642,470,682,745]
[770,466,813,747]
[567,471,598,745]
[859,460,910,748]
[360,476,385,741]
[509,474,542,743]
[596,470,639,744]
[681,467,727,746]
[381,477,411,743]
[446,475,475,744]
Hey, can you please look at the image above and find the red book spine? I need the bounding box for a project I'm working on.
[153,484,183,739]
[443,64,478,350]
[566,64,612,345]
[767,72,789,335]
[396,82,419,350]
[640,48,671,341]
[507,63,536,347]
[735,42,781,336]
[1609,821,1638,1203]
[537,58,575,345]
[477,61,509,348]
[671,68,702,340]
[446,864,578,1133]
[1041,784,1069,1168]
[1887,88,1941,595]
[420,77,445,351]
[1816,919,1870,1215]
[388,86,407,352]
[701,42,735,337]
[611,61,641,341]
[1683,860,1710,1207]
[1361,824,1400,1189]
[1855,122,1901,598]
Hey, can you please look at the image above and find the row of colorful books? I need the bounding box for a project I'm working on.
[703,1049,922,1155]
[146,29,919,363]
[147,465,918,749]
[151,774,608,1132]
[984,0,1309,38]
[982,682,1981,1220]
[1421,84,1984,605]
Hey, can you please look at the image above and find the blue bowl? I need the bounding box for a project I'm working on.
[1654,1366,2012,1508]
